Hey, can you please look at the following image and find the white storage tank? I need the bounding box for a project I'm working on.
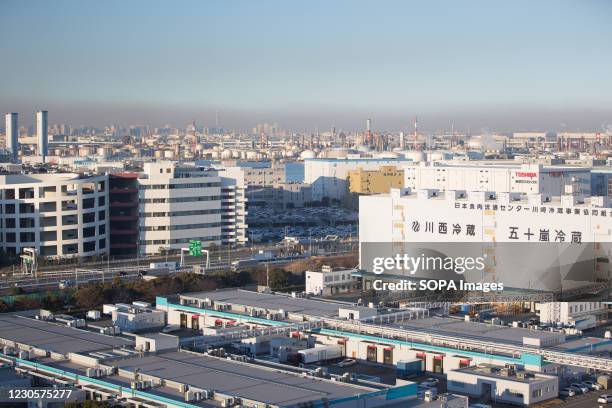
[404,151,425,162]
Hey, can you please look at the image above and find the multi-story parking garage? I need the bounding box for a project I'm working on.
[0,172,109,259]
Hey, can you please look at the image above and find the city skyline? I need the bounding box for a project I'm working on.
[1,0,612,130]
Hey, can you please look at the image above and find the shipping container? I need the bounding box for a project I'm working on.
[396,358,423,379]
[298,345,343,364]
[149,262,177,272]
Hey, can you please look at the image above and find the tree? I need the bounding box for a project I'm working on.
[42,293,66,311]
[268,269,289,290]
[75,285,105,310]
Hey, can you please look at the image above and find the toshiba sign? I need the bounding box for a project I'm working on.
[515,171,537,178]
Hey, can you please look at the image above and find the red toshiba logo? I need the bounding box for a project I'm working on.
[516,172,537,178]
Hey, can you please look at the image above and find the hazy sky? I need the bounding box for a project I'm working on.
[1,0,611,131]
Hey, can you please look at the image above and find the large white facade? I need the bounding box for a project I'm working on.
[360,188,612,244]
[305,266,359,295]
[359,189,612,291]
[403,162,591,197]
[538,302,606,329]
[0,173,109,259]
[138,162,223,254]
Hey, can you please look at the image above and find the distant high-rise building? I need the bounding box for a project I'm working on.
[4,113,18,160]
[36,110,48,159]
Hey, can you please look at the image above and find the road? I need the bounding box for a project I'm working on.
[5,240,358,274]
[0,249,357,292]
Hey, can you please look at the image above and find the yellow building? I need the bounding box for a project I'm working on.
[347,166,404,194]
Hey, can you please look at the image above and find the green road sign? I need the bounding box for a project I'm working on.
[189,240,202,256]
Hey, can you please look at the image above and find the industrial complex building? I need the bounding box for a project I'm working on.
[403,162,591,197]
[0,288,609,407]
[0,172,109,259]
[138,162,223,254]
[304,157,413,201]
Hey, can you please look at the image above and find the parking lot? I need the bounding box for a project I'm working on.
[541,391,608,407]
[247,206,358,242]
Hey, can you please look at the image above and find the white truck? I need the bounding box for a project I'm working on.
[149,261,178,272]
[230,259,260,271]
[297,345,343,364]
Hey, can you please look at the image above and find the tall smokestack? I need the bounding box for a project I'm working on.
[5,112,18,161]
[36,110,48,160]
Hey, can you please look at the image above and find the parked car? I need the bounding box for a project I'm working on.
[584,380,604,390]
[598,394,612,404]
[570,383,589,394]
[559,387,576,397]
[336,359,356,368]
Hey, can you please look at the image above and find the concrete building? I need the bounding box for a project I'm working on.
[109,172,139,256]
[111,303,166,333]
[538,302,607,330]
[403,162,591,197]
[245,182,313,209]
[157,289,379,330]
[591,168,612,197]
[348,165,404,194]
[219,163,286,206]
[446,365,559,406]
[305,265,361,295]
[359,188,612,293]
[215,167,248,245]
[360,188,612,244]
[4,112,18,161]
[36,110,48,159]
[135,332,179,352]
[138,162,222,254]
[0,311,417,408]
[0,173,109,259]
[304,157,414,201]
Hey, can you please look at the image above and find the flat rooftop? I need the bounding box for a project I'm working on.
[387,316,564,345]
[180,289,375,319]
[0,314,132,354]
[452,365,555,383]
[110,350,374,406]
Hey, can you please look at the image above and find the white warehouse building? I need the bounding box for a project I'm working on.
[403,162,591,197]
[0,173,109,259]
[538,302,607,330]
[138,162,223,254]
[359,188,612,292]
[446,365,559,406]
[304,157,413,201]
